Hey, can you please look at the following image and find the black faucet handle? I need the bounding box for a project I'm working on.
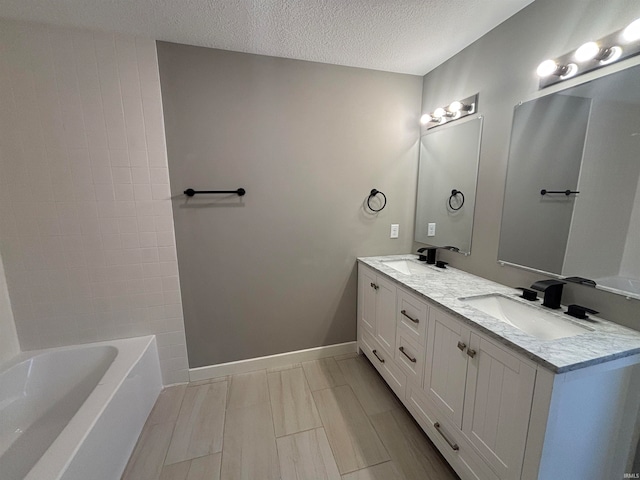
[565,304,599,320]
[516,287,538,301]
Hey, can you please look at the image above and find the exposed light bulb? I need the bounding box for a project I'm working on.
[448,101,463,113]
[622,18,640,43]
[433,107,446,118]
[599,45,623,64]
[536,59,558,77]
[559,63,578,79]
[575,42,600,62]
[420,114,431,125]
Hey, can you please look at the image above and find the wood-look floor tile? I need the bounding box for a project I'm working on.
[333,352,360,362]
[159,461,190,480]
[277,428,341,480]
[188,376,228,387]
[165,382,227,465]
[267,362,301,373]
[268,367,322,437]
[159,453,222,480]
[147,384,187,425]
[302,358,347,391]
[221,401,280,480]
[337,356,400,415]
[340,461,406,480]
[370,409,458,480]
[226,370,269,409]
[312,385,390,474]
[121,421,175,480]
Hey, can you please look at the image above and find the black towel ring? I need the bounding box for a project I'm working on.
[448,189,465,211]
[367,189,387,213]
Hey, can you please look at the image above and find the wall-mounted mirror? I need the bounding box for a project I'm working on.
[415,117,483,253]
[499,63,640,300]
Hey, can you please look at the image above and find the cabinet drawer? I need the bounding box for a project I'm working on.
[395,330,425,388]
[359,329,406,402]
[405,385,499,480]
[396,288,428,346]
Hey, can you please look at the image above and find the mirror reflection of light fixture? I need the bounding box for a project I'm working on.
[622,17,640,42]
[537,16,640,89]
[420,93,479,130]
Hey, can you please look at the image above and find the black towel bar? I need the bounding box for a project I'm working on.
[184,188,246,197]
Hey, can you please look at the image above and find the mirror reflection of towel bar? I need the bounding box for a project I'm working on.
[540,189,579,196]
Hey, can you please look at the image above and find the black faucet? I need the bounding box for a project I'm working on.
[530,279,566,309]
[417,246,459,265]
[417,247,438,264]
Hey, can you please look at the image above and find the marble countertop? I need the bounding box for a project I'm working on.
[358,254,640,373]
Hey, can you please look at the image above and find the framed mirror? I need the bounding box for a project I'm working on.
[499,63,640,299]
[415,117,483,253]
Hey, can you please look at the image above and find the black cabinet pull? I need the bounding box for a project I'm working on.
[372,349,385,363]
[399,346,417,363]
[401,310,419,324]
[467,349,477,358]
[457,341,466,351]
[434,422,459,451]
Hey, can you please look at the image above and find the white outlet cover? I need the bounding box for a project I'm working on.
[390,224,399,238]
[427,223,436,236]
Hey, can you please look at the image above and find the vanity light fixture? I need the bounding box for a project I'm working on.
[421,93,478,130]
[537,16,640,88]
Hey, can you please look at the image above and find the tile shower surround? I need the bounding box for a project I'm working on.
[0,19,188,384]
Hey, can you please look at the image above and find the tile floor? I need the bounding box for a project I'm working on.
[121,352,460,480]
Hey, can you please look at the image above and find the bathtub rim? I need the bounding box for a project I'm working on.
[2,335,158,480]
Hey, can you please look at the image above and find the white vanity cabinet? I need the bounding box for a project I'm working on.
[358,265,536,480]
[357,258,640,480]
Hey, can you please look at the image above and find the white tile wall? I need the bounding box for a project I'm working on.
[0,19,189,384]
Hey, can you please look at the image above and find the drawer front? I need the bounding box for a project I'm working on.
[395,330,425,388]
[360,329,406,402]
[405,385,499,480]
[396,288,428,345]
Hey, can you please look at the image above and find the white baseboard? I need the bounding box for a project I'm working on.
[189,341,358,382]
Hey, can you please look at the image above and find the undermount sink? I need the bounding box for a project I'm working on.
[460,294,593,341]
[381,259,437,275]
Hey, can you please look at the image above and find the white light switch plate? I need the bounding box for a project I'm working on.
[390,224,399,238]
[427,223,436,236]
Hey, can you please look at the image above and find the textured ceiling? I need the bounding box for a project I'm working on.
[0,0,534,75]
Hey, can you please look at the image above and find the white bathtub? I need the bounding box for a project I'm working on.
[0,336,162,480]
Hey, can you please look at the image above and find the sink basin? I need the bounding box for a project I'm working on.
[460,294,592,341]
[381,259,437,275]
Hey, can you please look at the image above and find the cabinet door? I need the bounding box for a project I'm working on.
[462,333,536,480]
[374,275,396,356]
[358,266,377,335]
[424,307,470,428]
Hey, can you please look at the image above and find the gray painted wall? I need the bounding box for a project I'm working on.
[157,43,422,367]
[418,0,640,328]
